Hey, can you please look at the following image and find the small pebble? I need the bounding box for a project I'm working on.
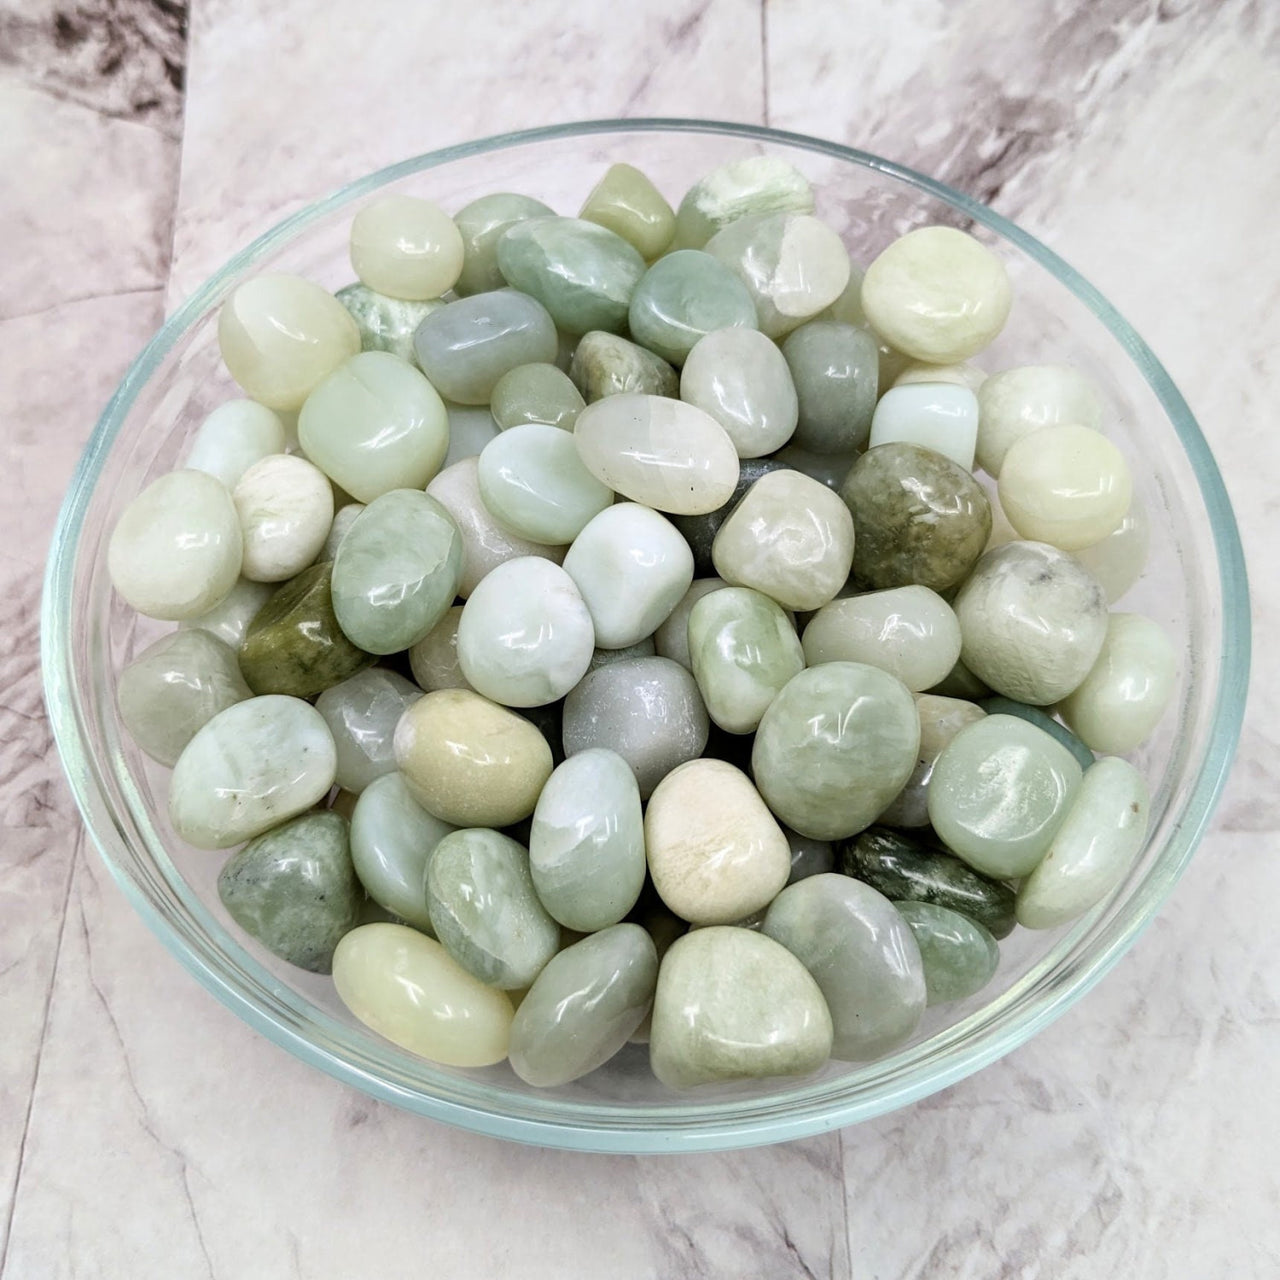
[580,162,676,259]
[653,577,729,671]
[672,155,814,251]
[781,320,879,453]
[233,454,334,583]
[184,399,287,490]
[975,363,1103,476]
[1072,491,1150,604]
[877,694,987,828]
[452,192,555,296]
[335,283,443,363]
[894,901,999,1005]
[868,382,980,471]
[407,605,470,692]
[569,330,678,401]
[349,194,463,300]
[627,250,757,365]
[180,576,273,649]
[314,667,422,793]
[490,362,585,431]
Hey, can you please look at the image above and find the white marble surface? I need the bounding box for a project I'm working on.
[2,1,1277,1276]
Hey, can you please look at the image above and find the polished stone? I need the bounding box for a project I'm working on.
[627,249,757,365]
[232,453,334,583]
[407,605,469,693]
[975,363,1104,476]
[672,156,814,251]
[781,320,879,454]
[877,695,987,828]
[653,576,729,671]
[569,330,679,402]
[895,900,999,1005]
[180,576,273,649]
[452,192,555,296]
[335,283,444,364]
[869,382,980,471]
[785,829,836,884]
[579,162,676,260]
[979,696,1094,772]
[1072,491,1150,603]
[671,458,789,577]
[184,398,287,490]
[490,362,585,431]
[349,194,463,300]
[314,668,422,793]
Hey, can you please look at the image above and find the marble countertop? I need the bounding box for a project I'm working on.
[2,1,1276,1275]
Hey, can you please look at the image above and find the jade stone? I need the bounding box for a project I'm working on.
[672,156,814,251]
[297,350,450,502]
[562,656,709,799]
[975,363,1104,476]
[671,458,789,577]
[680,327,799,458]
[117,629,252,766]
[785,829,836,884]
[490,362,585,431]
[509,923,658,1087]
[442,402,501,469]
[869,382,981,471]
[497,216,646,335]
[529,748,646,932]
[627,250,757,366]
[763,874,925,1061]
[407,604,468,693]
[1073,492,1150,604]
[953,541,1109,705]
[752,662,920,841]
[877,695,987,828]
[232,453,334,584]
[181,576,273,649]
[331,490,463,654]
[837,825,1017,939]
[928,714,1083,879]
[839,443,992,593]
[771,443,858,493]
[426,827,561,989]
[894,360,987,392]
[649,927,832,1090]
[314,668,422,793]
[349,194,463,300]
[452,192,555,296]
[335,283,444,364]
[654,577,729,671]
[217,811,361,974]
[569,330,679,402]
[238,562,373,698]
[894,901,999,1005]
[587,637,656,671]
[927,656,992,701]
[169,695,336,849]
[412,289,558,404]
[688,586,804,734]
[349,771,454,932]
[781,320,879,453]
[980,696,1094,772]
[184,398,287,490]
[580,162,676,260]
[319,503,365,563]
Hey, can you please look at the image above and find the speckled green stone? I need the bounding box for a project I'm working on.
[781,320,879,453]
[980,696,1095,771]
[335,283,444,364]
[894,900,999,1005]
[839,443,992,592]
[217,811,361,973]
[490,362,585,431]
[497,216,646,335]
[452,192,555,296]
[837,826,1017,939]
[569,330,678,402]
[627,250,757,366]
[238,562,374,697]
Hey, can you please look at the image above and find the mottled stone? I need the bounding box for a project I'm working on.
[979,696,1094,772]
[336,283,444,364]
[184,398,287,489]
[672,156,814,251]
[895,901,999,1005]
[490,362,584,431]
[975,363,1104,476]
[671,458,789,578]
[315,668,422,793]
[781,320,879,454]
[627,250,757,366]
[569,330,678,402]
[580,162,676,259]
[453,192,556,296]
[869,381,980,471]
[349,194,463,300]
[878,695,987,828]
[233,453,334,583]
[653,577,729,671]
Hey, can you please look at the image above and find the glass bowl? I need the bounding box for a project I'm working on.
[41,119,1249,1153]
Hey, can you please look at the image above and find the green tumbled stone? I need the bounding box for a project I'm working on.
[239,562,374,698]
[217,811,361,973]
[671,459,790,578]
[568,330,678,402]
[894,900,999,1005]
[781,320,880,454]
[672,156,814,251]
[452,192,555,296]
[580,162,676,260]
[497,216,646,335]
[314,668,422,793]
[335,283,444,364]
[837,825,1017,939]
[627,250,757,366]
[490,362,585,431]
[980,696,1094,771]
[839,443,992,592]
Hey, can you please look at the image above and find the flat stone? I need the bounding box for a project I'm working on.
[781,320,879,453]
[975,363,1104,476]
[233,454,334,583]
[895,900,999,1005]
[877,695,987,828]
[569,330,678,402]
[580,162,676,259]
[349,194,463,300]
[315,668,422,793]
[490,362,585,431]
[627,250,757,366]
[184,398,287,489]
[336,283,444,364]
[452,192,556,296]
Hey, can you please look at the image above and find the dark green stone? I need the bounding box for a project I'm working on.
[569,330,678,402]
[217,811,362,973]
[671,458,791,576]
[980,696,1095,771]
[837,825,1016,939]
[238,562,374,698]
[839,443,991,593]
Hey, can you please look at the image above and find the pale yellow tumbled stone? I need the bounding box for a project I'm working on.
[645,759,790,926]
[217,273,361,411]
[579,162,676,260]
[232,453,334,583]
[332,923,513,1066]
[998,424,1132,551]
[861,226,1011,364]
[975,364,1103,476]
[349,194,465,300]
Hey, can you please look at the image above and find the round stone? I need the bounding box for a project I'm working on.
[627,250,757,366]
[712,468,854,611]
[649,926,832,1089]
[998,424,1132,551]
[184,398,287,489]
[562,657,709,799]
[860,226,1012,363]
[181,576,273,649]
[509,924,658,1087]
[752,662,919,840]
[894,901,999,1005]
[457,558,594,707]
[653,577,729,671]
[331,490,463,654]
[108,470,242,621]
[497,216,646,335]
[394,689,553,826]
[763,874,925,1060]
[953,540,1109,704]
[335,283,444,364]
[869,382,980,471]
[477,423,613,545]
[1072,491,1150,604]
[169,695,337,849]
[671,458,791,578]
[688,586,804,734]
[117,629,251,766]
[839,443,991,593]
[412,289,558,404]
[800,586,961,692]
[332,923,513,1067]
[1056,612,1178,754]
[217,811,361,973]
[529,748,646,932]
[232,454,333,583]
[672,155,814,251]
[573,393,740,516]
[297,351,449,502]
[781,320,879,453]
[490,362,585,431]
[1016,756,1151,929]
[314,668,422,793]
[975,364,1104,476]
[349,194,463,300]
[452,192,555,296]
[217,273,360,411]
[561,503,693,649]
[928,713,1084,879]
[407,605,469,692]
[877,695,987,828]
[569,330,678,402]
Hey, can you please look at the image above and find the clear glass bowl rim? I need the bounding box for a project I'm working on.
[41,117,1251,1153]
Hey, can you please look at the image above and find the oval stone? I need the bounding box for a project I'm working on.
[169,695,337,849]
[314,668,422,793]
[877,695,987,828]
[752,662,920,840]
[332,923,513,1067]
[580,162,676,259]
[184,398,287,489]
[407,605,469,693]
[763,874,925,1060]
[975,363,1104,476]
[569,330,679,402]
[490,362,585,431]
[453,192,556,296]
[627,250,757,365]
[335,283,443,364]
[232,453,333,583]
[781,320,879,453]
[869,382,980,471]
[894,900,999,1005]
